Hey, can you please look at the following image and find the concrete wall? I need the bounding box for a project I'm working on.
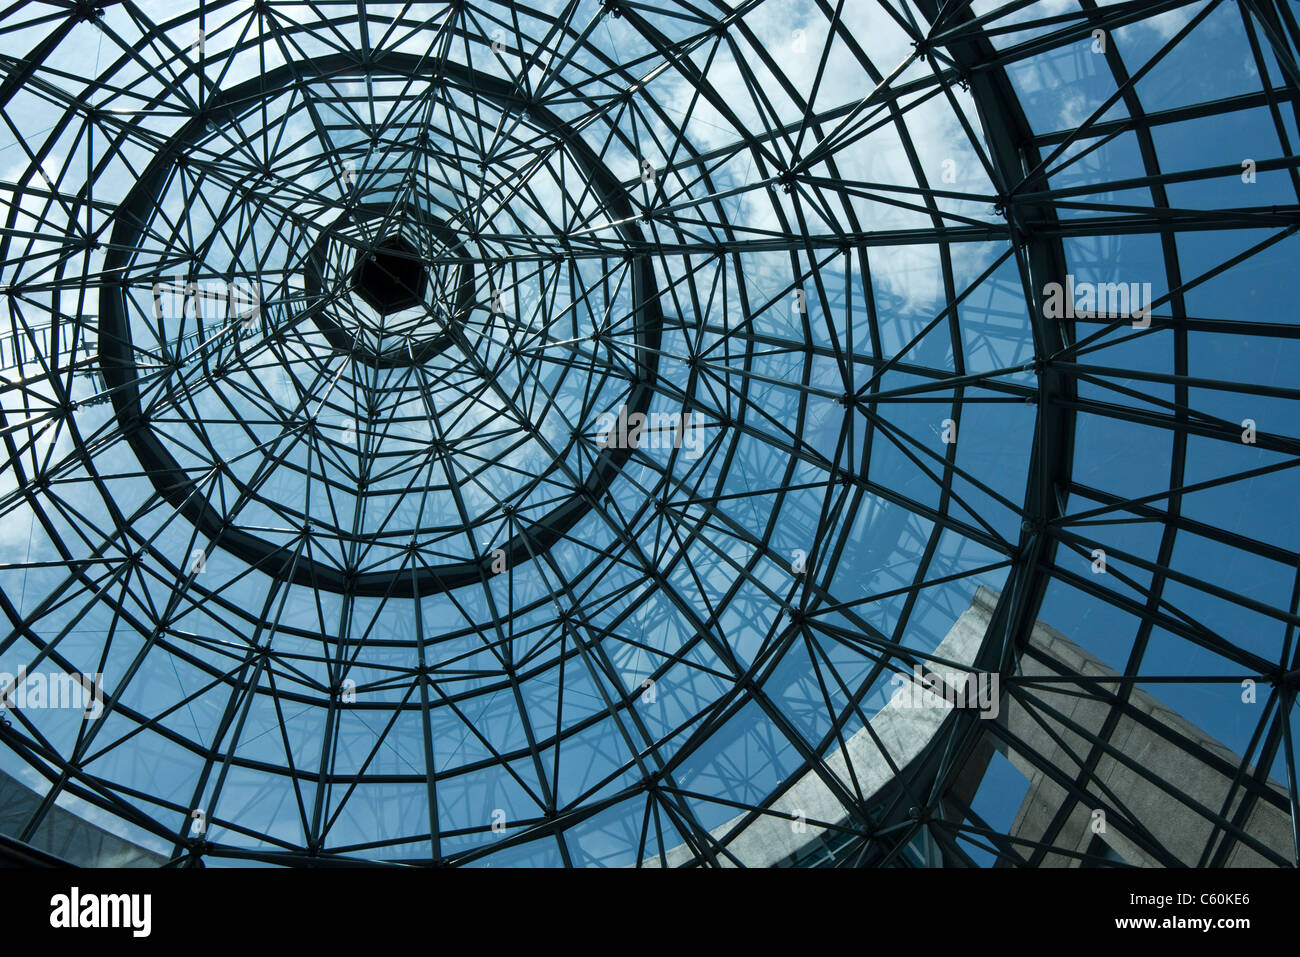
[0,766,166,866]
[645,585,1293,867]
[642,594,990,866]
[988,585,1291,867]
[2,582,1289,867]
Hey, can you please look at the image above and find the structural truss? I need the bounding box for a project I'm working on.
[0,0,1295,867]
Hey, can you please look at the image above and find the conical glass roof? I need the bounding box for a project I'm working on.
[0,0,1294,867]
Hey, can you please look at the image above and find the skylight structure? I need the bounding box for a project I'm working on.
[0,0,1295,868]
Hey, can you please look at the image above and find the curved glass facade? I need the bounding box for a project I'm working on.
[0,0,1293,867]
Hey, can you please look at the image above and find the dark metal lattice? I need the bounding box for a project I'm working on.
[0,0,1293,868]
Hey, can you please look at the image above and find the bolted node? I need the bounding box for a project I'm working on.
[72,1,104,22]
[1267,669,1297,691]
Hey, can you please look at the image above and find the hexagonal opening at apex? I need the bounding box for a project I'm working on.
[350,235,427,315]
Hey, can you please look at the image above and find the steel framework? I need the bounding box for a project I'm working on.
[0,0,1294,867]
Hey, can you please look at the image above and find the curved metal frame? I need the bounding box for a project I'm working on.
[0,0,1293,868]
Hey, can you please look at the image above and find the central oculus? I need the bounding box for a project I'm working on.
[350,234,427,314]
[302,203,475,369]
[99,55,665,597]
